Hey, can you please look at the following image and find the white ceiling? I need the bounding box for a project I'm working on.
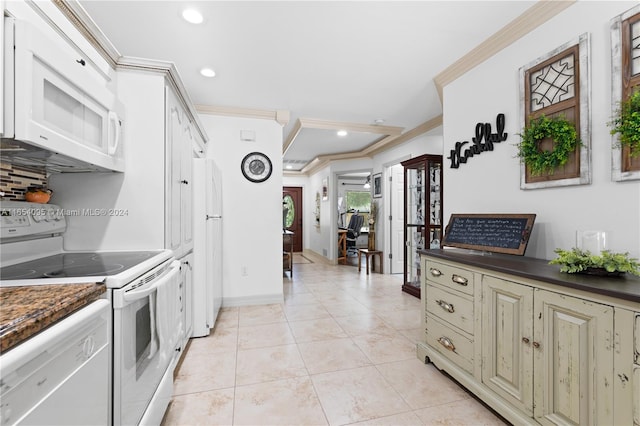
[78,0,535,172]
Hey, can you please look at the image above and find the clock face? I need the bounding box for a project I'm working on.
[241,152,273,183]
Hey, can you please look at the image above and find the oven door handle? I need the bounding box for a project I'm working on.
[122,260,180,303]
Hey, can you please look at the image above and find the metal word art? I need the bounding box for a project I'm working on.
[447,113,508,169]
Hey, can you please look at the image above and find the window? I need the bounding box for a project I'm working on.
[345,191,371,213]
[345,191,371,231]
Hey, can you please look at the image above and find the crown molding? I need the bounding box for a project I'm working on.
[51,0,121,69]
[298,118,403,136]
[283,117,405,161]
[433,0,576,102]
[196,105,290,126]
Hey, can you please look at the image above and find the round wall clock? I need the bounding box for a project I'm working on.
[241,152,273,183]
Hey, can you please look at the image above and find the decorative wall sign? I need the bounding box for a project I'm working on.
[447,113,508,168]
[610,5,640,182]
[519,33,591,189]
[442,213,536,255]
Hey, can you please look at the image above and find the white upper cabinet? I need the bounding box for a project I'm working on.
[3,1,123,172]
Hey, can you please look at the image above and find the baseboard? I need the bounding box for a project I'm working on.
[222,293,284,307]
[302,249,332,265]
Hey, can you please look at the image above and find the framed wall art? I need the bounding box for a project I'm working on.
[372,173,382,198]
[322,177,328,201]
[518,33,591,190]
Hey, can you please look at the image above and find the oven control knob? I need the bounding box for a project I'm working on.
[31,211,44,223]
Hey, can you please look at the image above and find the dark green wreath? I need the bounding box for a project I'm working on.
[517,115,580,175]
[609,90,640,157]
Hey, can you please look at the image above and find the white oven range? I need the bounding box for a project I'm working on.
[0,201,183,425]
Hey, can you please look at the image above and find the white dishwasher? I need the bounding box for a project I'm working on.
[0,299,110,425]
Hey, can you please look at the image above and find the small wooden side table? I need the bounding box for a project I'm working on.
[357,249,383,275]
[337,229,347,265]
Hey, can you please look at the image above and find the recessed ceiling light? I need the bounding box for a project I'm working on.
[182,9,203,24]
[200,68,216,78]
[337,130,348,137]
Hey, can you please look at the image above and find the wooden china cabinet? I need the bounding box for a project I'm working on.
[401,154,443,298]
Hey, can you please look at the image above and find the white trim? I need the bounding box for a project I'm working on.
[221,294,284,308]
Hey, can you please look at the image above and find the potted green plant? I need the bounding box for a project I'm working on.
[549,248,640,276]
[608,90,640,157]
[517,115,580,175]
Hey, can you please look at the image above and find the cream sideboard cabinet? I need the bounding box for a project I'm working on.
[418,250,640,426]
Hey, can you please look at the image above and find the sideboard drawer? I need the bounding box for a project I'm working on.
[426,315,473,374]
[426,284,474,335]
[425,260,474,296]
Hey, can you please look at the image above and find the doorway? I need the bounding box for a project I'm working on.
[283,186,303,252]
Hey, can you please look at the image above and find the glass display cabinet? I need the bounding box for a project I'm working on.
[401,154,443,298]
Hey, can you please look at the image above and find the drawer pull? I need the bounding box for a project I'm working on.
[437,336,456,352]
[436,299,455,313]
[430,268,443,277]
[522,337,530,344]
[451,274,468,286]
[532,341,541,349]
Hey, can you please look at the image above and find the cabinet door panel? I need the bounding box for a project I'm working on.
[166,88,184,254]
[634,364,640,426]
[482,275,534,415]
[533,290,613,426]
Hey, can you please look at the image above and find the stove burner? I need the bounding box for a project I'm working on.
[42,263,126,278]
[0,251,161,281]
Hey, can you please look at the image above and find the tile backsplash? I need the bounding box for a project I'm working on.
[0,162,48,201]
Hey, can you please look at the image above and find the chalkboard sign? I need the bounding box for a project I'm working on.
[442,214,536,255]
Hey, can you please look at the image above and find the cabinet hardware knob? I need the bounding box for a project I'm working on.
[437,336,456,352]
[76,58,86,66]
[436,299,455,313]
[181,180,189,184]
[451,274,468,286]
[522,337,530,344]
[430,268,443,277]
[532,341,540,349]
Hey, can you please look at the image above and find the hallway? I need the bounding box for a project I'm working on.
[162,259,505,425]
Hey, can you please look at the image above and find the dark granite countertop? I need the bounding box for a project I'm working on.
[420,249,640,304]
[0,282,106,352]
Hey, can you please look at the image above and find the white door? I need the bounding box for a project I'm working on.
[390,164,404,274]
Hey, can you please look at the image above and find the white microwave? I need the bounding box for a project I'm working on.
[2,17,124,173]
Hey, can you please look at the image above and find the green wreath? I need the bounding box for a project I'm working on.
[609,90,640,157]
[517,115,580,176]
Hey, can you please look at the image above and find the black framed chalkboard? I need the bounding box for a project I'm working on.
[442,214,536,255]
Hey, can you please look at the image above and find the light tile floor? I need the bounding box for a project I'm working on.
[162,260,507,426]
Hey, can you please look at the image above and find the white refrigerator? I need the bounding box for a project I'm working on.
[192,158,223,337]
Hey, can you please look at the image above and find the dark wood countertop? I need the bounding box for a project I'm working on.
[420,249,640,304]
[0,282,106,352]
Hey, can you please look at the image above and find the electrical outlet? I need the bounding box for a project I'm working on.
[241,266,248,276]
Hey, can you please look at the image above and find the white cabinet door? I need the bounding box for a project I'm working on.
[166,87,184,255]
[181,123,194,252]
[481,275,534,416]
[533,289,614,426]
[180,253,193,346]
